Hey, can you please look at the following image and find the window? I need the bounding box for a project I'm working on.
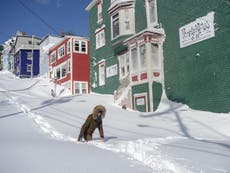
[151,43,160,69]
[82,83,87,94]
[112,13,119,39]
[131,48,138,71]
[97,0,103,24]
[58,45,65,59]
[27,52,33,60]
[81,41,86,52]
[96,29,105,49]
[27,64,32,72]
[56,67,61,79]
[118,53,129,79]
[75,83,80,94]
[74,40,87,54]
[74,82,88,94]
[139,44,146,70]
[147,0,158,27]
[74,41,79,52]
[98,62,105,86]
[124,9,130,30]
[68,59,71,72]
[50,51,56,64]
[61,64,66,77]
[111,8,134,39]
[67,40,71,54]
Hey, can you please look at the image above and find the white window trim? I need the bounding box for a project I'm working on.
[67,40,71,54]
[73,39,88,54]
[111,12,120,39]
[97,0,103,24]
[27,64,32,72]
[118,52,129,80]
[146,0,158,27]
[74,81,88,94]
[98,61,105,86]
[50,51,56,64]
[110,6,135,40]
[95,28,106,50]
[58,45,65,59]
[27,52,33,60]
[54,61,68,80]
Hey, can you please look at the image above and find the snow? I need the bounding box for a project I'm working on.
[0,71,230,173]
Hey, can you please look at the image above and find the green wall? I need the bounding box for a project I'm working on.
[158,0,230,113]
[135,0,147,33]
[132,81,163,112]
[132,83,150,112]
[89,1,119,94]
[152,81,162,111]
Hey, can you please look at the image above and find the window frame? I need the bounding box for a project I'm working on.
[50,51,56,64]
[58,45,65,59]
[95,28,106,50]
[146,0,158,27]
[67,40,71,54]
[27,64,32,72]
[97,0,103,24]
[74,81,88,94]
[74,40,88,54]
[112,13,120,39]
[98,61,105,86]
[118,52,129,79]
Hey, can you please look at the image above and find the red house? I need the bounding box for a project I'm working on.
[49,36,90,95]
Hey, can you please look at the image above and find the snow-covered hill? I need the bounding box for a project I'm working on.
[0,71,230,173]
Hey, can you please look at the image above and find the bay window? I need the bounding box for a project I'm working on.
[140,44,147,70]
[111,8,134,39]
[118,52,129,79]
[112,13,120,39]
[131,48,138,71]
[147,0,158,27]
[151,43,160,69]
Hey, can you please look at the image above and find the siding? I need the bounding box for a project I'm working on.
[158,0,230,113]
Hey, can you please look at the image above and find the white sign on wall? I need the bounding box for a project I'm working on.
[136,98,145,106]
[106,64,118,78]
[179,11,215,48]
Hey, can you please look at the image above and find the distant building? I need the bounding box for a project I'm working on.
[49,35,90,95]
[39,35,63,77]
[1,38,15,71]
[11,35,41,78]
[86,0,165,112]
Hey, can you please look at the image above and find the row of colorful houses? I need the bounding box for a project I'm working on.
[1,32,91,96]
[1,0,230,113]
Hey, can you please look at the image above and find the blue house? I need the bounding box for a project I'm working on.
[12,35,41,78]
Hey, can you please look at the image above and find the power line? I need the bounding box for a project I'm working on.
[17,0,60,35]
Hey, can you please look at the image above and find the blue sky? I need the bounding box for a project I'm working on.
[0,0,92,45]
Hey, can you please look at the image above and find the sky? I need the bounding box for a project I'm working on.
[0,0,92,45]
[0,71,230,173]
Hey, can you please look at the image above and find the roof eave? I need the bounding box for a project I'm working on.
[85,0,98,11]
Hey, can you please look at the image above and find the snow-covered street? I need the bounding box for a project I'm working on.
[0,71,230,173]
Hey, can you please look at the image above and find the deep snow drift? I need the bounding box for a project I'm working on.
[0,71,230,173]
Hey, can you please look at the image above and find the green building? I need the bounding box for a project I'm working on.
[157,0,230,113]
[86,0,165,112]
